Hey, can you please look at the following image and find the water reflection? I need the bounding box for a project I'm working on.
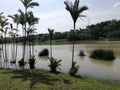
[38,56,48,61]
[1,41,120,80]
[90,59,114,67]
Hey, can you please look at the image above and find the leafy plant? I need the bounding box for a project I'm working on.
[29,56,36,69]
[90,49,115,60]
[69,62,79,76]
[48,57,62,73]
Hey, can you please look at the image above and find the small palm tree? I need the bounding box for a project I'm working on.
[48,28,54,58]
[48,57,62,73]
[64,0,88,65]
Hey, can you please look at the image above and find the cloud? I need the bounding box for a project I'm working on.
[113,2,120,8]
[36,9,72,33]
[36,9,88,33]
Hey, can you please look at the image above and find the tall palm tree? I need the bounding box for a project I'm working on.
[19,0,39,61]
[18,9,27,60]
[48,28,54,58]
[27,11,39,58]
[64,0,88,65]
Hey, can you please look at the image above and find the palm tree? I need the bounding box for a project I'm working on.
[19,0,39,61]
[48,28,54,58]
[64,0,88,65]
[27,11,39,58]
[18,9,27,60]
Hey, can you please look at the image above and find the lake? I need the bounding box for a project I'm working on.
[1,41,120,80]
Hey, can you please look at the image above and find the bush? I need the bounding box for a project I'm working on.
[69,62,79,76]
[79,50,86,56]
[18,58,26,67]
[10,60,16,65]
[90,49,115,60]
[48,57,62,73]
[39,48,49,56]
[29,56,36,69]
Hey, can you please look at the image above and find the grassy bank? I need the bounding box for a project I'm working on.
[0,69,120,90]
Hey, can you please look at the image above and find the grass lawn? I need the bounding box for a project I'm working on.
[0,69,120,90]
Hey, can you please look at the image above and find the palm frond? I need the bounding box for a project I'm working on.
[64,0,73,12]
[64,0,88,23]
[28,2,39,8]
[78,5,88,13]
[20,0,39,9]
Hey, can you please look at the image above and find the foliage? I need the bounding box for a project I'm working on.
[90,49,115,60]
[29,56,36,69]
[1,20,120,43]
[64,0,88,23]
[39,48,49,56]
[69,62,79,76]
[18,58,26,67]
[48,57,62,73]
[10,60,16,65]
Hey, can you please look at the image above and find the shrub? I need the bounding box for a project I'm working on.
[18,58,26,67]
[29,56,36,69]
[69,62,79,76]
[39,48,49,56]
[48,57,62,73]
[10,60,16,65]
[79,50,86,56]
[90,49,115,60]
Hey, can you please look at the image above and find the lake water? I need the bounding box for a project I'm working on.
[1,41,120,80]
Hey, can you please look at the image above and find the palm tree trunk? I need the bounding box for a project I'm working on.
[32,34,35,56]
[4,33,8,68]
[72,22,76,65]
[50,40,52,58]
[1,40,5,68]
[15,24,18,69]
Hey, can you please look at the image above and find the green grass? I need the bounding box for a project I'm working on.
[0,69,120,90]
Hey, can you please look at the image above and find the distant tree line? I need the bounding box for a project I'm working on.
[30,19,120,41]
[1,19,120,44]
[26,19,120,41]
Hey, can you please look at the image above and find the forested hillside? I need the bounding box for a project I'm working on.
[2,19,120,43]
[38,19,120,41]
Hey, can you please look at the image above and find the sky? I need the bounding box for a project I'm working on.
[0,0,120,34]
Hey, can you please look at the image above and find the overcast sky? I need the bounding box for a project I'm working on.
[0,0,120,33]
